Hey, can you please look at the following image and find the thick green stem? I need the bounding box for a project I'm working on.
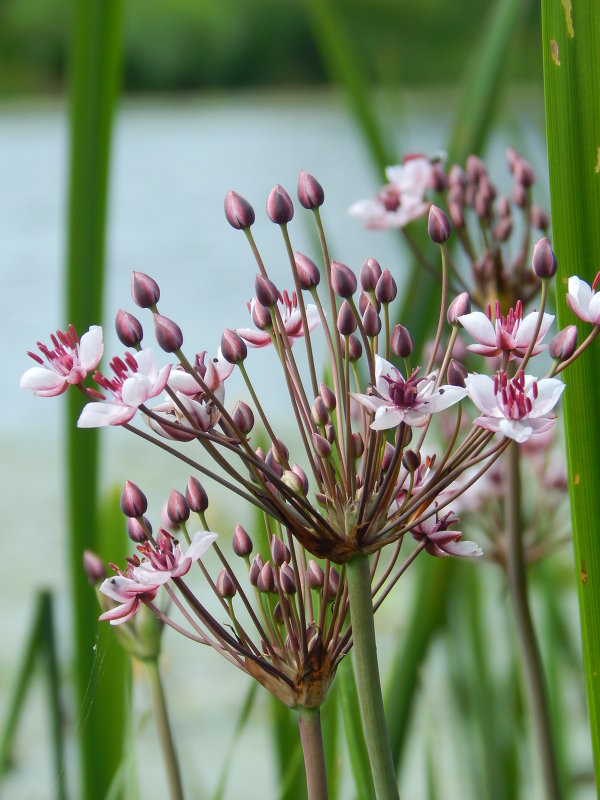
[141,659,184,800]
[298,707,328,800]
[346,554,399,800]
[505,442,561,800]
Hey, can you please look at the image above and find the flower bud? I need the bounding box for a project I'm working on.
[429,163,448,192]
[506,146,519,173]
[447,292,471,325]
[257,561,276,593]
[447,358,468,388]
[320,383,336,411]
[362,303,381,337]
[391,324,414,357]
[115,309,143,348]
[120,480,148,517]
[273,599,289,624]
[549,326,577,361]
[497,195,511,218]
[515,158,535,188]
[291,463,308,494]
[83,550,106,585]
[337,300,357,336]
[327,567,340,598]
[331,261,357,298]
[153,314,183,353]
[324,422,335,443]
[295,252,320,288]
[402,448,420,472]
[466,155,486,183]
[375,269,397,304]
[360,257,382,291]
[311,396,329,426]
[530,205,549,231]
[251,299,272,330]
[216,568,236,599]
[297,170,324,209]
[449,164,467,189]
[307,560,324,589]
[448,201,465,229]
[359,291,380,316]
[493,217,513,242]
[345,334,362,361]
[254,274,279,307]
[249,554,264,585]
[279,563,297,594]
[428,205,451,243]
[352,432,364,459]
[512,183,527,208]
[270,438,289,465]
[232,523,253,557]
[232,401,254,435]
[266,184,294,224]
[186,476,209,513]
[282,469,304,494]
[161,501,177,531]
[127,516,150,542]
[312,432,332,458]
[131,271,160,308]
[221,328,247,364]
[271,537,290,567]
[532,237,557,279]
[381,441,395,471]
[265,449,283,477]
[224,190,255,230]
[167,489,190,524]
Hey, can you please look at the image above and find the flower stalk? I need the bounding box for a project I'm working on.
[298,707,329,800]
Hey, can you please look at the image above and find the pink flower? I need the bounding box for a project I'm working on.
[236,290,320,347]
[348,155,436,230]
[352,355,466,430]
[99,529,218,625]
[77,348,171,427]
[566,274,600,324]
[20,325,104,397]
[458,301,554,359]
[411,509,483,558]
[465,371,565,443]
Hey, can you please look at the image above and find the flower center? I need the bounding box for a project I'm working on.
[494,371,535,419]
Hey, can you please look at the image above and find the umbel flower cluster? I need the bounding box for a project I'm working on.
[21,161,599,717]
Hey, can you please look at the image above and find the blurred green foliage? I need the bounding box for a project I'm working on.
[0,0,542,95]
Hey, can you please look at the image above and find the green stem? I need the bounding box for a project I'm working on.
[346,554,399,800]
[141,659,184,800]
[298,707,329,800]
[505,442,561,800]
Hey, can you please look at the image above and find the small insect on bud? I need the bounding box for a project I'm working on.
[131,271,160,309]
[337,300,357,336]
[167,489,190,524]
[428,205,452,244]
[362,303,381,337]
[279,563,297,595]
[447,292,471,325]
[331,261,357,298]
[266,184,294,225]
[360,257,382,291]
[216,568,236,599]
[249,554,264,585]
[530,205,549,231]
[186,476,209,513]
[221,328,247,364]
[402,449,421,472]
[254,274,279,307]
[271,537,290,567]
[375,269,397,304]
[115,309,143,348]
[295,252,320,289]
[320,383,336,411]
[232,401,254,435]
[532,237,557,279]
[127,516,150,542]
[391,324,414,357]
[447,358,468,388]
[232,523,253,557]
[312,432,332,458]
[120,480,148,518]
[297,170,325,209]
[224,190,255,230]
[549,326,577,361]
[153,314,183,353]
[257,561,276,593]
[83,550,106,585]
[307,560,325,589]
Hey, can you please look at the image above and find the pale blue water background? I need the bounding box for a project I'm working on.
[3,89,591,799]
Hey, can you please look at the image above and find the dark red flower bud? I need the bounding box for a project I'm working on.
[312,432,332,458]
[428,205,452,243]
[506,146,519,172]
[449,201,465,229]
[360,257,382,291]
[402,449,420,472]
[167,489,190,524]
[391,324,414,357]
[497,195,511,218]
[532,237,557,279]
[280,563,297,594]
[429,163,448,192]
[232,523,253,557]
[327,567,340,598]
[493,217,513,242]
[320,383,336,411]
[186,477,209,513]
[530,205,549,231]
[351,432,364,459]
[257,561,276,593]
[375,269,397,303]
[224,190,255,230]
[345,334,362,361]
[295,252,320,288]
[266,184,294,224]
[324,422,335,443]
[359,292,380,316]
[271,537,290,566]
[448,164,467,189]
[120,481,148,517]
[550,326,577,361]
[115,309,143,348]
[270,438,289,465]
[251,299,272,329]
[337,300,357,336]
[447,359,468,388]
[297,170,324,209]
[307,560,324,589]
[127,516,150,542]
[515,159,535,188]
[217,568,236,598]
[249,554,264,585]
[311,396,329,426]
[362,303,381,337]
[153,314,183,353]
[512,183,527,209]
[232,401,254,434]
[131,271,160,309]
[292,463,308,494]
[381,441,395,471]
[331,261,357,298]
[466,155,486,183]
[83,550,106,585]
[221,328,247,364]
[254,274,279,307]
[447,292,471,325]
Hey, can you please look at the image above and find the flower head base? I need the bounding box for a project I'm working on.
[20,325,103,397]
[458,301,554,359]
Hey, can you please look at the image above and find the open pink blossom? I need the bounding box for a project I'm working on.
[99,529,218,625]
[237,290,320,347]
[20,325,104,397]
[465,371,565,443]
[348,155,436,230]
[411,509,483,558]
[458,300,554,359]
[352,355,466,430]
[77,348,171,427]
[566,274,600,325]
